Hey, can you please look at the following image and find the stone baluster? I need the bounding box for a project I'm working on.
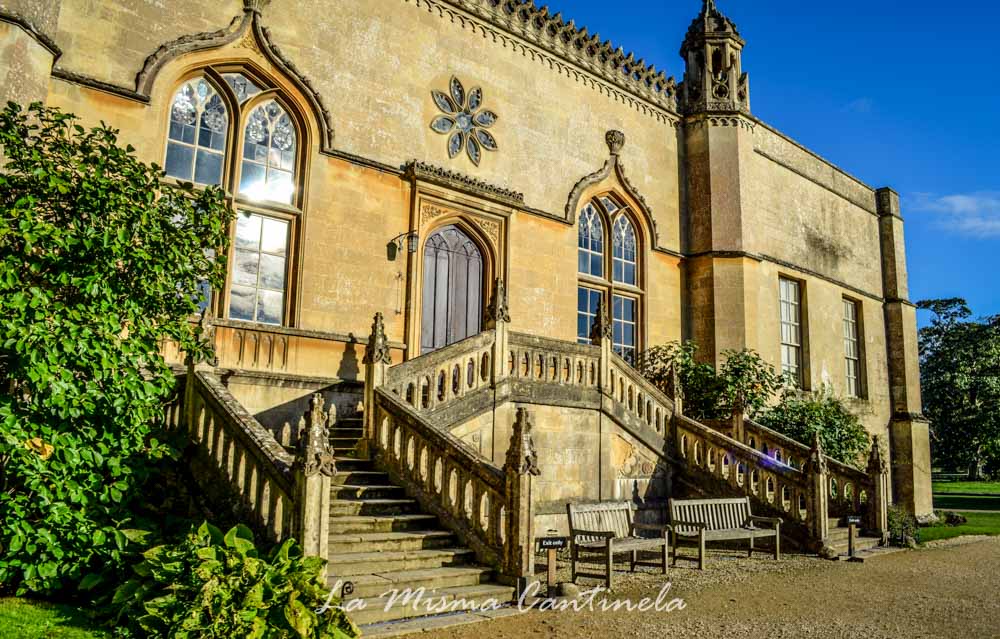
[502,407,540,588]
[805,432,830,548]
[485,277,511,385]
[362,312,392,459]
[590,298,613,397]
[293,393,336,565]
[867,434,890,543]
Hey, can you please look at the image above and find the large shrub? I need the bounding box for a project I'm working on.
[637,342,784,420]
[759,389,871,466]
[109,523,358,639]
[0,102,231,594]
[636,341,726,420]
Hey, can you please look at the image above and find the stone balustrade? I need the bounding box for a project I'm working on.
[674,415,811,527]
[606,351,674,438]
[166,364,337,561]
[505,331,601,390]
[372,387,538,580]
[386,331,496,414]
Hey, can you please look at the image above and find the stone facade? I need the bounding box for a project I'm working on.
[0,0,931,516]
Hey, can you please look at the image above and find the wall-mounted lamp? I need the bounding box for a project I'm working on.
[387,231,419,261]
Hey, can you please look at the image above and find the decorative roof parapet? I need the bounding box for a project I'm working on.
[404,160,525,207]
[436,0,678,114]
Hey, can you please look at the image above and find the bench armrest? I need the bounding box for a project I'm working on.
[747,516,782,528]
[570,529,616,540]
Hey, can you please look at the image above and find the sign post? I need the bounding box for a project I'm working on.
[537,531,568,597]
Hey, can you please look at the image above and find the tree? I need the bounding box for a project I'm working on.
[0,102,232,593]
[917,298,1000,480]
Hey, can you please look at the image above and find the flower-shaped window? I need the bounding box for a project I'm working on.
[430,76,498,166]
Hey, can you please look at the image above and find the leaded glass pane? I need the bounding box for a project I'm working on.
[612,215,637,285]
[240,100,297,204]
[223,72,263,103]
[577,287,602,344]
[578,203,604,277]
[165,78,228,186]
[612,295,637,365]
[228,212,289,325]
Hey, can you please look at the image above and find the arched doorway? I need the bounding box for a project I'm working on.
[421,225,484,353]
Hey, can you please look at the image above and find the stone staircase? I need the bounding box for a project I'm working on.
[826,517,882,561]
[324,416,515,629]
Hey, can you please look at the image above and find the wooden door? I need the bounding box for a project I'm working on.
[421,225,483,353]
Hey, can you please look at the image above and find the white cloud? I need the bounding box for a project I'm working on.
[908,192,1000,237]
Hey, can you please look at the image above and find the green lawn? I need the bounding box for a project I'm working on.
[919,511,1000,543]
[932,481,1000,495]
[0,598,107,639]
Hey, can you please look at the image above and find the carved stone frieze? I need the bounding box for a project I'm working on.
[405,161,524,207]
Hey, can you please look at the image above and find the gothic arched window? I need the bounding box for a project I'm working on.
[575,194,643,365]
[162,69,305,327]
[165,77,229,186]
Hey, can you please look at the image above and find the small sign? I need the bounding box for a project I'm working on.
[842,515,863,526]
[538,536,568,550]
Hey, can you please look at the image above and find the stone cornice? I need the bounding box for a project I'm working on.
[404,160,525,208]
[0,10,61,60]
[409,0,680,124]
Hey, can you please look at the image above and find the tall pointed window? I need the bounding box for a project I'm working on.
[162,69,304,327]
[576,194,644,364]
[165,78,229,186]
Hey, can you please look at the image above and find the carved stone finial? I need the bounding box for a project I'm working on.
[294,393,337,478]
[589,298,612,345]
[506,407,541,476]
[363,312,392,365]
[243,0,270,13]
[605,130,625,155]
[485,277,511,327]
[186,307,218,366]
[807,431,828,474]
[867,435,888,475]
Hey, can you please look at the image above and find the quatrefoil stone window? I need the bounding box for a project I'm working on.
[430,76,498,167]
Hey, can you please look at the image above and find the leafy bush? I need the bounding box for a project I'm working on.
[636,341,725,420]
[109,523,358,639]
[759,389,870,466]
[0,102,231,594]
[637,342,785,420]
[887,505,918,545]
[716,349,786,419]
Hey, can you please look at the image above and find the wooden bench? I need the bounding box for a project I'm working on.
[567,501,670,589]
[670,497,781,570]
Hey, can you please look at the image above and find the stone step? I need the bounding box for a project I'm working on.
[329,514,439,535]
[328,530,455,554]
[333,566,495,599]
[328,548,476,577]
[333,457,374,472]
[333,470,391,486]
[330,484,406,500]
[828,537,882,557]
[330,428,364,440]
[346,583,515,626]
[330,437,362,450]
[330,498,420,517]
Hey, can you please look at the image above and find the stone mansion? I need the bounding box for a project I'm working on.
[2,0,932,625]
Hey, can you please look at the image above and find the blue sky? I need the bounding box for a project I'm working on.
[544,0,1000,325]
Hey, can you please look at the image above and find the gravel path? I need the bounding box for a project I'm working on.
[432,537,1000,639]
